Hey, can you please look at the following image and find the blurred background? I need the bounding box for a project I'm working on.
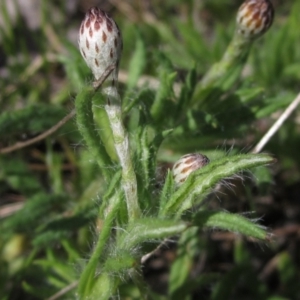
[0,0,300,299]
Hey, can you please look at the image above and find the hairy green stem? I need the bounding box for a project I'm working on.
[101,84,141,221]
[200,31,252,88]
[193,31,252,105]
[77,190,122,299]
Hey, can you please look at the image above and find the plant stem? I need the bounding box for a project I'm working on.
[0,109,75,154]
[77,190,122,299]
[100,83,141,221]
[200,31,252,88]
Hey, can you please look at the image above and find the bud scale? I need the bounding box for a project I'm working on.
[172,153,210,186]
[236,0,274,39]
[78,7,122,80]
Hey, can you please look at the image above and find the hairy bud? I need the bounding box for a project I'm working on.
[78,7,122,80]
[236,0,274,39]
[172,153,210,186]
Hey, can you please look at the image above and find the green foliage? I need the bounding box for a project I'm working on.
[193,211,267,240]
[59,41,92,91]
[3,193,66,234]
[160,154,274,217]
[75,87,113,179]
[0,104,66,141]
[125,30,147,93]
[1,1,300,299]
[0,157,42,196]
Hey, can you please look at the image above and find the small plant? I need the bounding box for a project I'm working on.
[3,1,300,299]
[74,2,274,299]
[236,0,274,39]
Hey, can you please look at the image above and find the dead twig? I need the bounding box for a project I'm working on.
[0,109,76,154]
[46,281,78,300]
[0,202,24,218]
[141,241,166,264]
[0,65,116,154]
[252,92,300,153]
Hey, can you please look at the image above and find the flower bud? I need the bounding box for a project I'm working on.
[172,153,210,186]
[78,7,122,80]
[236,0,274,39]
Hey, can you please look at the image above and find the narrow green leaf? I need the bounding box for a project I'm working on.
[150,128,173,172]
[59,41,91,91]
[160,154,274,217]
[3,193,66,234]
[255,93,294,118]
[194,211,267,240]
[75,87,112,179]
[123,88,155,114]
[126,31,147,91]
[32,206,97,247]
[159,170,175,209]
[0,1,14,42]
[117,218,187,251]
[234,87,264,104]
[61,240,81,261]
[174,20,210,61]
[99,170,123,220]
[168,230,196,298]
[78,190,122,299]
[92,92,118,162]
[150,71,177,122]
[152,22,193,69]
[176,66,197,117]
[35,256,75,283]
[169,253,191,299]
[135,126,151,189]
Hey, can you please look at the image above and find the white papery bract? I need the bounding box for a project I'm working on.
[236,0,274,39]
[172,153,210,186]
[78,7,122,81]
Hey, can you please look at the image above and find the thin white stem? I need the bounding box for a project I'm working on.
[46,281,78,300]
[141,240,167,264]
[252,92,300,154]
[103,84,141,220]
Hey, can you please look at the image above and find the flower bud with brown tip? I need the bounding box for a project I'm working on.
[78,7,122,81]
[172,153,210,186]
[236,0,274,39]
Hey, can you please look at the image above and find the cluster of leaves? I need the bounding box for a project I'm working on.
[0,1,300,299]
